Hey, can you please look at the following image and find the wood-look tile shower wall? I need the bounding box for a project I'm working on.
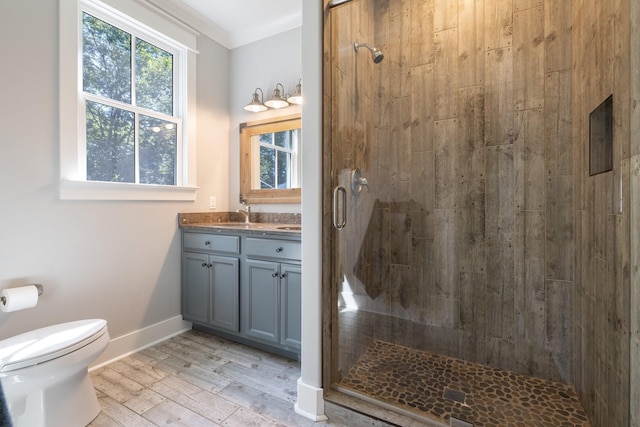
[572,1,631,426]
[325,0,574,384]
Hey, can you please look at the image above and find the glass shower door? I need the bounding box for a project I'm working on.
[326,0,470,423]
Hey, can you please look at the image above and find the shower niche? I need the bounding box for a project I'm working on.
[589,94,613,176]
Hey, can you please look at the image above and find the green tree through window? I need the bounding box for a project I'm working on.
[82,12,177,185]
[259,130,296,189]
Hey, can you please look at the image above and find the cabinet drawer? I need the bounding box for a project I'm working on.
[245,238,301,261]
[183,233,240,254]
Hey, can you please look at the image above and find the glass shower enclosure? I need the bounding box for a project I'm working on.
[323,0,579,425]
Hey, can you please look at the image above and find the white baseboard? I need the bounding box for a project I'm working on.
[90,315,192,371]
[295,377,328,421]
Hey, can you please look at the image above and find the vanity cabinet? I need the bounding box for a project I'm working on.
[243,259,302,349]
[182,233,240,333]
[280,263,302,348]
[243,260,301,348]
[181,228,301,358]
[243,237,302,350]
[244,259,280,344]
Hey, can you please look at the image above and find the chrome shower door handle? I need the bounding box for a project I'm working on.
[332,185,347,230]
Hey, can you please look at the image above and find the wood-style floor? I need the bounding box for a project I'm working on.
[89,329,345,427]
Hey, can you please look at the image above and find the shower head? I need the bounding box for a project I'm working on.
[354,42,384,64]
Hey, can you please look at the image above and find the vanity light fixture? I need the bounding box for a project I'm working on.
[264,83,290,109]
[244,87,268,112]
[287,79,303,105]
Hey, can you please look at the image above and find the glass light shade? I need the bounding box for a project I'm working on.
[244,90,267,112]
[287,80,303,105]
[264,83,290,109]
[287,95,302,105]
[264,98,289,109]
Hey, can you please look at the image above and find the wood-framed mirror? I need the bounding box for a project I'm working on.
[240,114,301,204]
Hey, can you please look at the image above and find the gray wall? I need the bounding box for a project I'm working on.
[228,28,303,214]
[0,0,229,343]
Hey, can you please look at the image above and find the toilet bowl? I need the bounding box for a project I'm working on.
[0,319,109,427]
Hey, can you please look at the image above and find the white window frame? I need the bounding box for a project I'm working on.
[59,0,198,201]
[255,130,300,189]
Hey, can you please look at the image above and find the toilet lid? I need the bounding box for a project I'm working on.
[0,319,108,373]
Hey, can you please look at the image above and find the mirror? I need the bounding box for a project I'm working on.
[240,114,301,204]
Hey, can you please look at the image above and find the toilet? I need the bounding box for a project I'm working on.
[0,319,109,427]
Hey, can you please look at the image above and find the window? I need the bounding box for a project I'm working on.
[83,12,178,185]
[258,128,299,189]
[59,0,198,200]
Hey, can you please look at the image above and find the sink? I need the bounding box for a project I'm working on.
[277,226,302,231]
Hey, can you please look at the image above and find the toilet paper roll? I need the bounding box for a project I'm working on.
[1,285,39,313]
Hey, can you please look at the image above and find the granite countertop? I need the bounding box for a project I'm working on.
[178,212,301,236]
[181,222,301,235]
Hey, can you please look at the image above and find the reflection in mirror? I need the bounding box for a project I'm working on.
[240,114,301,204]
[252,124,299,190]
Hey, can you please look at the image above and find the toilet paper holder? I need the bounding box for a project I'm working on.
[0,284,44,306]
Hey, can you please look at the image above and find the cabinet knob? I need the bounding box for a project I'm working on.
[204,241,211,246]
[272,272,278,278]
[280,273,287,278]
[201,262,208,267]
[275,247,283,253]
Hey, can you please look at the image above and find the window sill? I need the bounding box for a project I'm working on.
[59,180,198,201]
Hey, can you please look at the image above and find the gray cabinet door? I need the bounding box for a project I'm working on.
[245,259,279,344]
[280,263,301,349]
[182,251,210,324]
[209,255,240,333]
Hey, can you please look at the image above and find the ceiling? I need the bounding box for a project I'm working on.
[164,0,302,49]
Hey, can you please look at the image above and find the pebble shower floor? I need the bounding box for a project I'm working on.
[338,340,591,426]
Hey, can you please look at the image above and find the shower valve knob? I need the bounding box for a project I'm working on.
[351,168,370,193]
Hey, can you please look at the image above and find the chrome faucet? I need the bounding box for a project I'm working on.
[236,205,251,224]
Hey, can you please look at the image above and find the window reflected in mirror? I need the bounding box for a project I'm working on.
[254,126,299,190]
[240,114,301,204]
